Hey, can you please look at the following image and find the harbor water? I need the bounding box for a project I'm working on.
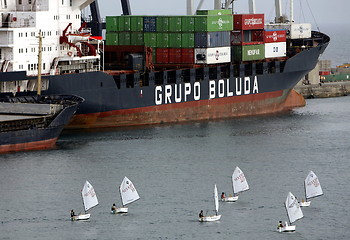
[1,96,350,239]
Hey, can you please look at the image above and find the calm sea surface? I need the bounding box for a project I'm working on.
[1,96,350,239]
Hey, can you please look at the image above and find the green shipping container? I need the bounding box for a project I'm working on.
[130,32,144,45]
[106,16,119,32]
[156,33,169,48]
[144,32,157,47]
[118,16,131,31]
[196,9,232,16]
[130,16,144,32]
[181,33,195,48]
[118,32,131,45]
[194,15,233,32]
[232,44,265,61]
[181,16,195,32]
[156,16,169,32]
[169,33,182,48]
[168,16,182,32]
[106,32,118,45]
[152,48,157,64]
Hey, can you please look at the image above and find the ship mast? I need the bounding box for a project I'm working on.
[36,30,43,95]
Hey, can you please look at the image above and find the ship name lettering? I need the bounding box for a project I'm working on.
[155,76,259,105]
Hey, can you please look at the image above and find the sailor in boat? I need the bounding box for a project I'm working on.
[277,220,284,230]
[221,192,226,200]
[111,203,117,213]
[70,209,76,220]
[199,210,204,219]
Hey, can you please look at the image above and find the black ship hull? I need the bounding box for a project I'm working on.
[0,95,83,154]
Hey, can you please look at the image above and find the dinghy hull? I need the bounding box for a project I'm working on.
[199,215,221,222]
[72,213,90,221]
[222,196,238,202]
[299,201,311,207]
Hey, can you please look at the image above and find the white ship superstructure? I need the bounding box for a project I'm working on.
[0,0,101,77]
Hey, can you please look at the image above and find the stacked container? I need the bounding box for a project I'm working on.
[231,14,265,61]
[106,11,233,65]
[194,10,233,64]
[264,29,287,58]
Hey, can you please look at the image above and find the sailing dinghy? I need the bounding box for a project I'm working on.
[277,192,303,232]
[111,176,140,214]
[299,171,323,207]
[199,184,221,222]
[222,166,249,202]
[72,180,99,221]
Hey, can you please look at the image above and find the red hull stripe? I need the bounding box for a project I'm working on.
[95,90,282,117]
[0,138,57,154]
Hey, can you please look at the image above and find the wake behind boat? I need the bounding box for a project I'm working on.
[71,180,99,221]
[199,184,221,222]
[111,176,140,214]
[222,166,249,202]
[299,171,323,207]
[277,192,303,232]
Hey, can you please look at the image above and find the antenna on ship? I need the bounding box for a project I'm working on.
[36,30,43,95]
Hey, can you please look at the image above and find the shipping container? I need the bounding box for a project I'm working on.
[196,9,232,16]
[130,32,144,45]
[143,16,157,32]
[181,33,195,48]
[106,32,118,45]
[169,16,182,32]
[169,48,182,63]
[144,32,157,47]
[106,16,119,32]
[264,29,286,43]
[230,30,264,45]
[130,16,144,32]
[181,48,195,64]
[195,47,231,64]
[156,16,169,32]
[156,33,169,48]
[169,33,182,48]
[233,14,264,30]
[264,42,286,58]
[195,15,233,32]
[319,71,331,76]
[181,16,195,32]
[195,31,230,48]
[156,48,169,64]
[118,16,131,31]
[118,32,131,45]
[232,44,265,61]
[265,23,311,39]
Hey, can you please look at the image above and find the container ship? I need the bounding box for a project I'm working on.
[0,95,83,154]
[0,0,330,129]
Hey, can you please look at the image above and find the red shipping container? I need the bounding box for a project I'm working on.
[264,29,287,43]
[230,30,264,46]
[156,48,169,64]
[319,71,331,76]
[169,48,182,63]
[233,14,264,30]
[181,48,195,64]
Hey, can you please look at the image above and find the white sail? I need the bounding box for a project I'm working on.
[214,184,219,213]
[232,166,250,194]
[120,176,140,206]
[305,171,323,200]
[81,181,99,212]
[285,192,303,224]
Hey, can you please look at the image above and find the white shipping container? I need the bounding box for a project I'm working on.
[265,23,311,39]
[195,47,231,64]
[265,42,286,58]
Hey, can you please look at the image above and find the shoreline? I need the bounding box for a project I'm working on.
[294,81,350,99]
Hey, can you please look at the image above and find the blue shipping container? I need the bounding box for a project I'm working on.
[195,31,230,48]
[143,16,157,32]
